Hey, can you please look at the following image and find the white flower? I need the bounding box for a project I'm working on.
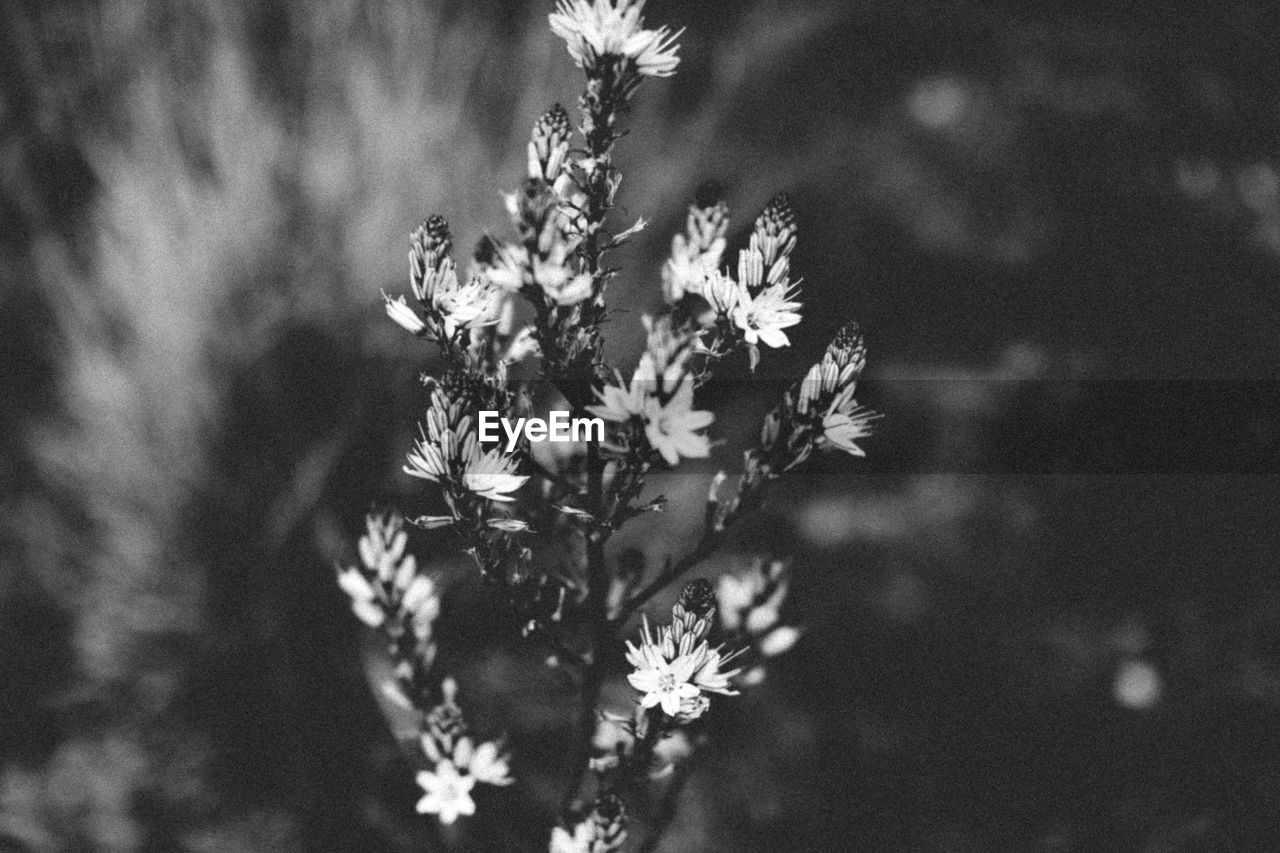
[533,254,593,306]
[402,574,441,637]
[404,424,451,482]
[716,558,789,634]
[462,444,529,502]
[759,625,802,657]
[626,642,702,715]
[702,269,740,317]
[338,513,441,639]
[549,823,593,853]
[485,242,529,292]
[688,644,741,695]
[642,381,713,467]
[336,567,384,628]
[625,616,738,715]
[384,293,426,335]
[662,250,716,302]
[454,736,514,787]
[415,759,476,824]
[796,324,866,416]
[820,404,877,457]
[434,271,502,338]
[731,280,802,348]
[587,354,714,467]
[529,104,571,183]
[549,0,682,77]
[359,513,413,582]
[662,202,727,302]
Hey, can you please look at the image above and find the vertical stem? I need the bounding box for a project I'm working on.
[559,70,623,815]
[563,438,609,814]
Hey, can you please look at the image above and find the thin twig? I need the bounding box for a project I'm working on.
[613,531,722,626]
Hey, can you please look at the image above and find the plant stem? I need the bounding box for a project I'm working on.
[562,438,609,814]
[613,531,722,626]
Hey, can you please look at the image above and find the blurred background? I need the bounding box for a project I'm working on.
[3,0,1280,850]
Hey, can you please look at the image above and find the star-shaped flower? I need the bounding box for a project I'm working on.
[414,759,476,824]
[731,280,802,348]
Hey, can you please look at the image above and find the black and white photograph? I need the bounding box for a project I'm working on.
[3,0,1280,850]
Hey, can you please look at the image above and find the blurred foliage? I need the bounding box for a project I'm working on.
[2,0,1280,850]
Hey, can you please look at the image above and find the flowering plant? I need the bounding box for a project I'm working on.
[337,1,878,848]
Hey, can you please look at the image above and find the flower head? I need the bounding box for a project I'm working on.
[627,641,703,715]
[587,335,714,467]
[550,0,682,78]
[820,405,878,457]
[415,681,515,825]
[415,759,476,824]
[455,736,514,787]
[462,441,529,502]
[625,614,740,719]
[731,280,802,349]
[434,270,503,339]
[588,365,714,467]
[793,324,878,457]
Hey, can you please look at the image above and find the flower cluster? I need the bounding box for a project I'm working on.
[717,557,801,686]
[339,2,883,846]
[549,0,682,80]
[625,580,741,721]
[704,195,803,361]
[660,192,804,376]
[337,513,440,673]
[486,183,594,308]
[758,323,878,471]
[588,316,714,467]
[403,380,529,517]
[414,679,514,824]
[796,321,877,456]
[549,794,628,853]
[662,195,728,303]
[385,216,505,355]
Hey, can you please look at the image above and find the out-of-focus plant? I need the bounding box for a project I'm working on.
[335,2,878,849]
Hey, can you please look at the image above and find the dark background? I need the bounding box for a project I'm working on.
[3,0,1280,850]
